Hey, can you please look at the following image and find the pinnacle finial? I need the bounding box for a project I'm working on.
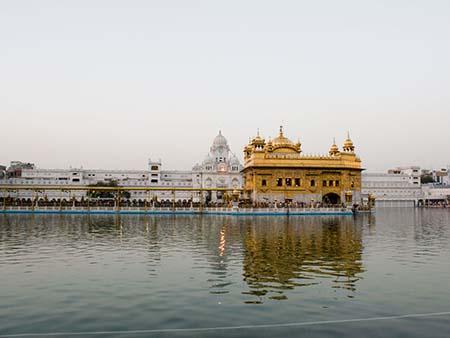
[279,125,284,136]
[333,137,336,145]
[257,128,260,137]
[343,131,355,152]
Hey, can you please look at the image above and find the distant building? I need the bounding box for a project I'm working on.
[6,161,35,178]
[387,166,421,185]
[417,166,450,205]
[431,167,449,185]
[362,167,422,207]
[0,131,242,203]
[421,184,450,204]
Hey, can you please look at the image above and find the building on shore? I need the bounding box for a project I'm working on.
[241,127,363,206]
[362,167,422,207]
[6,161,35,178]
[362,166,450,207]
[421,166,450,206]
[431,167,450,185]
[0,131,242,204]
[192,131,243,202]
[387,166,421,185]
[421,183,450,206]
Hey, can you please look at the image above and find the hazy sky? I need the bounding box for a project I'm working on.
[1,0,449,171]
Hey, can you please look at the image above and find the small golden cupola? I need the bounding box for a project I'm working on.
[251,129,265,151]
[271,126,301,153]
[329,138,340,156]
[343,132,355,152]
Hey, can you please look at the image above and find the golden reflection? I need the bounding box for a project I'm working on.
[242,218,364,303]
[219,227,226,257]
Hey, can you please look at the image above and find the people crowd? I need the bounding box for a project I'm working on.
[1,197,348,209]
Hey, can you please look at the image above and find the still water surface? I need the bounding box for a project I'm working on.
[1,209,450,337]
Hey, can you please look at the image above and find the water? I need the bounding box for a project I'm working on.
[1,209,449,337]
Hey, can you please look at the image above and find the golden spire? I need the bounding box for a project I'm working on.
[279,125,284,137]
[329,137,340,156]
[266,135,273,152]
[252,128,265,148]
[254,128,263,141]
[343,131,355,152]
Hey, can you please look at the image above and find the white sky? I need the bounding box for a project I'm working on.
[1,0,449,171]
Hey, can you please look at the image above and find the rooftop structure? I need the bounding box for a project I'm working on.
[6,161,35,178]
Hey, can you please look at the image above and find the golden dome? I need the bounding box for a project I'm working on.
[271,126,301,153]
[251,128,265,145]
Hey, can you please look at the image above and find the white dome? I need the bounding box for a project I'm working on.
[212,131,229,148]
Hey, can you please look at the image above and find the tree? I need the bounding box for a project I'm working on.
[421,175,434,184]
[87,181,131,199]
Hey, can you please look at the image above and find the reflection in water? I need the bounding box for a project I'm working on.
[202,223,235,295]
[0,214,367,304]
[242,217,365,303]
[2,210,450,338]
[219,227,226,257]
[206,226,231,295]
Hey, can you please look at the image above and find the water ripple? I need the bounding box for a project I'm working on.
[1,211,450,337]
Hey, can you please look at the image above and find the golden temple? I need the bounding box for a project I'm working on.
[242,126,363,206]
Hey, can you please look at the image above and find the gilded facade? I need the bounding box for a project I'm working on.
[242,127,363,205]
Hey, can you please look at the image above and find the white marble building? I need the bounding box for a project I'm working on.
[417,166,450,205]
[362,167,422,207]
[0,131,243,203]
[192,131,243,202]
[421,184,450,200]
